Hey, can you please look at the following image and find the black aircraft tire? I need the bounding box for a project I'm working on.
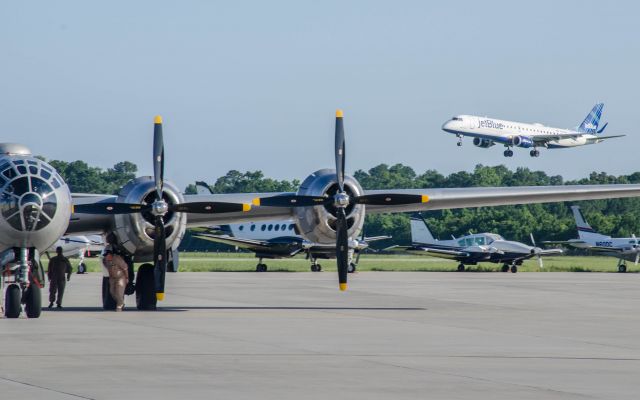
[348,263,356,273]
[24,285,42,318]
[77,263,87,274]
[102,277,117,310]
[457,264,465,272]
[511,265,518,273]
[501,265,510,272]
[136,263,157,310]
[5,284,21,318]
[618,264,627,273]
[316,264,322,272]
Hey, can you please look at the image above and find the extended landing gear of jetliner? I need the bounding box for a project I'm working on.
[529,149,540,157]
[456,134,462,146]
[457,263,465,272]
[503,149,514,157]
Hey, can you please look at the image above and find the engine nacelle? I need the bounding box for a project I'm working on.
[472,137,495,148]
[112,177,186,262]
[294,169,366,244]
[512,136,534,148]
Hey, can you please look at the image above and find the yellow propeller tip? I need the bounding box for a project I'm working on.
[242,203,251,212]
[70,205,75,214]
[421,195,429,203]
[252,198,261,206]
[154,115,163,124]
[336,109,344,118]
[156,293,165,301]
[339,283,348,291]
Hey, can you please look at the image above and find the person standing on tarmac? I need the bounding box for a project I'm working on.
[47,246,72,309]
[103,249,129,311]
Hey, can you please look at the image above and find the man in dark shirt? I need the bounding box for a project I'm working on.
[48,246,72,309]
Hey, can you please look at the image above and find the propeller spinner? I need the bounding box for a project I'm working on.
[73,116,251,301]
[253,110,429,291]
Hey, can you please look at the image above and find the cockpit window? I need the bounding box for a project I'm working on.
[452,117,463,121]
[0,158,59,232]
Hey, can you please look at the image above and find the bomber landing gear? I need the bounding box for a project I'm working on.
[457,263,465,272]
[310,258,322,272]
[135,263,156,310]
[529,149,540,157]
[4,284,22,318]
[503,149,514,157]
[23,284,42,318]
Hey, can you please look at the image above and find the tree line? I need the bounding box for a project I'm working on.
[46,158,640,249]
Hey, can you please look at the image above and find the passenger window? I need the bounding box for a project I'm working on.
[250,225,256,231]
[261,225,266,231]
[268,224,273,231]
[239,225,244,231]
[274,224,280,231]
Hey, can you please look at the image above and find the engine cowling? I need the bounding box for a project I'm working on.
[472,137,495,148]
[512,136,534,148]
[112,177,186,262]
[293,169,366,244]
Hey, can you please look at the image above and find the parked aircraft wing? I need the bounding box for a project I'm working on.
[193,234,269,250]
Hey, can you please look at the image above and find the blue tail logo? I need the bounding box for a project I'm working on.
[578,103,604,134]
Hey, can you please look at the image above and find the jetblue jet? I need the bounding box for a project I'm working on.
[442,103,624,157]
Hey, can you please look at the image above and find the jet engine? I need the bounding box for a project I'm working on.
[112,177,186,262]
[472,137,495,148]
[513,136,534,148]
[293,169,366,244]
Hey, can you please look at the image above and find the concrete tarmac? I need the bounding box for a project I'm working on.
[1,271,639,399]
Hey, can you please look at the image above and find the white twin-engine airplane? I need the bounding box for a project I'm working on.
[5,110,640,319]
[442,103,625,157]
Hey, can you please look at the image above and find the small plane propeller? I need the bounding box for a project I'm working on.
[530,233,544,269]
[632,234,639,266]
[73,116,251,301]
[253,110,429,291]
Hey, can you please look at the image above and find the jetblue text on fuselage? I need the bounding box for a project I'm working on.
[478,119,504,129]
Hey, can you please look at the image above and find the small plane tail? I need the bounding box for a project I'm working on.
[577,103,604,134]
[570,205,608,240]
[410,214,436,244]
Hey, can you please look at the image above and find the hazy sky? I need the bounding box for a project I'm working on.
[1,1,638,190]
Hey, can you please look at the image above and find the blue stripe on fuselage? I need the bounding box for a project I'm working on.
[444,129,513,145]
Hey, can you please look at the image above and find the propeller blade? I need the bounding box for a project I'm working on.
[169,202,251,214]
[354,193,429,206]
[335,208,349,291]
[530,233,536,247]
[72,203,151,215]
[153,216,167,301]
[252,195,330,208]
[335,109,345,192]
[153,116,164,200]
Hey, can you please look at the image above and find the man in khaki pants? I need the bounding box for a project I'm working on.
[103,249,129,311]
[48,246,72,309]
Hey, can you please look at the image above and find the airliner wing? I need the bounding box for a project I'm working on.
[596,135,626,140]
